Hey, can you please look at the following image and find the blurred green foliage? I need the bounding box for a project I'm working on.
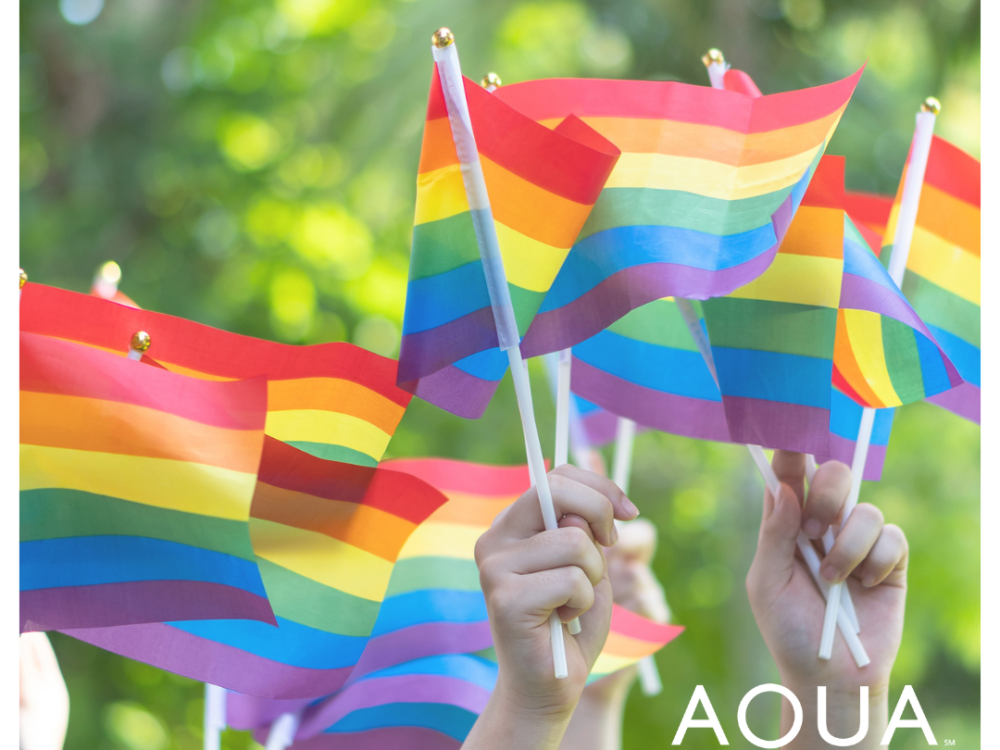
[23,0,978,747]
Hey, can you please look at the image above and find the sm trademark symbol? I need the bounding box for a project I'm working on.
[945,740,956,746]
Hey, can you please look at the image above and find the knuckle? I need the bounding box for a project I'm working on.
[882,523,908,551]
[855,503,884,527]
[562,526,592,557]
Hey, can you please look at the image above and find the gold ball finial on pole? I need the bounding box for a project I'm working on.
[481,72,502,89]
[99,260,122,285]
[432,28,454,48]
[130,331,151,353]
[19,268,27,289]
[921,96,942,115]
[702,48,725,67]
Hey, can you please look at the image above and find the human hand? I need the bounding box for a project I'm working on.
[463,465,640,750]
[746,451,908,747]
[20,632,70,750]
[560,518,670,750]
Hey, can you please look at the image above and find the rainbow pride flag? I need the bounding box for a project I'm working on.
[20,332,273,632]
[833,210,963,409]
[398,66,620,418]
[20,283,409,466]
[64,440,446,700]
[880,135,980,423]
[492,68,862,358]
[814,387,895,481]
[701,156,846,453]
[251,604,681,749]
[570,298,732,443]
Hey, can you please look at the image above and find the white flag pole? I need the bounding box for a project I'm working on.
[432,28,570,678]
[203,684,227,750]
[264,711,302,750]
[701,50,866,665]
[555,348,573,469]
[818,96,940,658]
[19,268,26,300]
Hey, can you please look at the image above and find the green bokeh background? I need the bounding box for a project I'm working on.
[21,0,979,747]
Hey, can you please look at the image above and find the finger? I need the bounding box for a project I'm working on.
[855,523,908,588]
[746,483,802,602]
[771,450,806,503]
[819,503,884,583]
[801,460,851,539]
[551,464,640,521]
[514,566,597,620]
[500,527,607,587]
[608,518,657,564]
[495,468,628,546]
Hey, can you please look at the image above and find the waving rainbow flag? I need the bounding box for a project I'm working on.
[570,298,732,444]
[65,440,446,699]
[398,66,620,418]
[492,68,862,358]
[20,283,409,467]
[833,213,963,409]
[844,190,894,238]
[880,135,980,423]
[21,333,273,632]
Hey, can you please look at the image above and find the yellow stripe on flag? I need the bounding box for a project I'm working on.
[264,410,391,462]
[414,164,470,226]
[906,226,981,306]
[19,444,256,521]
[250,518,393,602]
[842,309,902,407]
[398,522,486,561]
[495,220,571,293]
[728,253,843,307]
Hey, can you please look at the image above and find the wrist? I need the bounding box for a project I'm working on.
[781,680,890,750]
[464,677,576,750]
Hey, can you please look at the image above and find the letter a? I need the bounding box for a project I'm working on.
[672,685,729,745]
[880,685,937,745]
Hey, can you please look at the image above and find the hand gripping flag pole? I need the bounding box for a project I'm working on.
[818,97,941,659]
[431,28,571,678]
[701,50,868,667]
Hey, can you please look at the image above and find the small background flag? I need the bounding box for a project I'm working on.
[570,298,732,444]
[21,332,274,632]
[880,135,980,423]
[64,440,447,700]
[493,67,863,357]
[20,283,410,466]
[398,66,620,418]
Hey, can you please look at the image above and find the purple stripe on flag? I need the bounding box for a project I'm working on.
[571,358,733,443]
[722,396,831,455]
[815,436,887,481]
[926,382,981,424]
[280,727,461,750]
[297,675,491,738]
[398,308,498,383]
[399,363,501,419]
[580,408,619,447]
[521,247,780,358]
[63,622,353,700]
[226,694,314,731]
[347,621,493,683]
[21,581,276,633]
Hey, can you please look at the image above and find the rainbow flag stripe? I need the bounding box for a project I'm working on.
[880,135,980,423]
[20,333,273,632]
[589,605,684,682]
[399,66,620,418]
[20,283,410,467]
[814,387,895,482]
[833,213,963,409]
[701,157,846,453]
[65,442,447,700]
[492,68,862,358]
[570,298,732,443]
[844,190,894,238]
[572,393,619,448]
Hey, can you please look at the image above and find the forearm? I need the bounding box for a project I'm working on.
[782,682,888,749]
[463,680,575,750]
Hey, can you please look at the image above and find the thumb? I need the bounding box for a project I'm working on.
[748,483,802,601]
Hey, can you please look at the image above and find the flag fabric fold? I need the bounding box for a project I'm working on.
[570,298,732,444]
[399,66,621,418]
[64,440,447,699]
[20,283,410,466]
[880,135,980,423]
[493,67,863,358]
[20,332,273,632]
